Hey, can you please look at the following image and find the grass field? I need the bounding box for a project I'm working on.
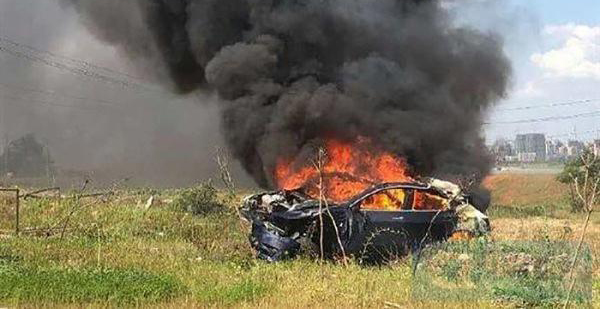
[0,174,598,307]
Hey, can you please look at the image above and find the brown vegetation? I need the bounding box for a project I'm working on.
[484,173,568,206]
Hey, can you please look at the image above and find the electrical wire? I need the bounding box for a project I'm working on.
[0,89,123,113]
[547,129,600,139]
[0,36,170,95]
[0,36,147,83]
[485,110,600,125]
[0,82,123,109]
[495,98,600,112]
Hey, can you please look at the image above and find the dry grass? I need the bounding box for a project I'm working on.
[0,176,598,307]
[491,216,600,277]
[483,173,568,206]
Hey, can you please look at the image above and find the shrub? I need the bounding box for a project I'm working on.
[173,182,223,216]
[557,151,600,212]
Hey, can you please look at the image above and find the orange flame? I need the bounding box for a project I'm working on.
[275,138,414,204]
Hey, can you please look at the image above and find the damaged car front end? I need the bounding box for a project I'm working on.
[240,178,490,263]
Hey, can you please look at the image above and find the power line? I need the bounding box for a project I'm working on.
[485,109,600,125]
[0,36,170,95]
[0,90,146,126]
[0,82,123,109]
[495,98,600,112]
[0,36,148,83]
[0,89,123,113]
[0,97,157,138]
[0,42,137,89]
[547,129,600,140]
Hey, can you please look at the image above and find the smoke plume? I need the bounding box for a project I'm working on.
[63,0,511,188]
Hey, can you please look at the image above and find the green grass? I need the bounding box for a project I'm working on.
[196,278,270,304]
[0,262,184,304]
[0,180,598,307]
[413,239,592,307]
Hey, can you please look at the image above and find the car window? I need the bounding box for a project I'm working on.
[412,190,449,210]
[359,188,409,211]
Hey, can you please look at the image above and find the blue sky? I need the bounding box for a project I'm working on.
[473,0,600,142]
[511,0,600,25]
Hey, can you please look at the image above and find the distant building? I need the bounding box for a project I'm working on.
[518,152,537,163]
[567,140,586,158]
[545,140,563,161]
[515,133,546,162]
[594,140,600,156]
[558,144,569,156]
[491,138,514,163]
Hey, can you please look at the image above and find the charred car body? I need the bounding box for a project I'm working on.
[240,178,490,262]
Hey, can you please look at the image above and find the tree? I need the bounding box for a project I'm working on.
[558,151,598,308]
[557,150,600,212]
[0,134,54,178]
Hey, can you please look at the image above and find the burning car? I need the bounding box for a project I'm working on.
[240,138,491,262]
[240,177,490,263]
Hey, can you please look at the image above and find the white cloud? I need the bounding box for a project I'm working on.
[514,81,543,98]
[531,23,600,79]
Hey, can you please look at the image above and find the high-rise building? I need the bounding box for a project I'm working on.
[515,133,546,162]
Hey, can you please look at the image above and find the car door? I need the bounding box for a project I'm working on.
[353,186,456,261]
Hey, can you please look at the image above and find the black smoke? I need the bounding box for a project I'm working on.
[62,0,511,188]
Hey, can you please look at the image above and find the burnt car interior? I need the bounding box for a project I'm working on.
[355,187,449,211]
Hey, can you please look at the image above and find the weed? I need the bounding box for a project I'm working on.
[440,259,461,282]
[414,240,592,306]
[172,182,224,216]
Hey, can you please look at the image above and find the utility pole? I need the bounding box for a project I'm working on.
[44,143,55,186]
[0,4,6,178]
[0,15,6,176]
[1,96,7,176]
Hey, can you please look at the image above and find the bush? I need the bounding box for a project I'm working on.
[557,151,600,212]
[173,182,224,216]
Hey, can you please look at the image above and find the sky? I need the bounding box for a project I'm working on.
[512,0,600,25]
[0,0,253,186]
[478,0,600,143]
[0,0,598,185]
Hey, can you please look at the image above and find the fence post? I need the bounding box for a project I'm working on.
[0,188,20,236]
[15,189,19,235]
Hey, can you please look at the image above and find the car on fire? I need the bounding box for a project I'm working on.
[240,178,490,263]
